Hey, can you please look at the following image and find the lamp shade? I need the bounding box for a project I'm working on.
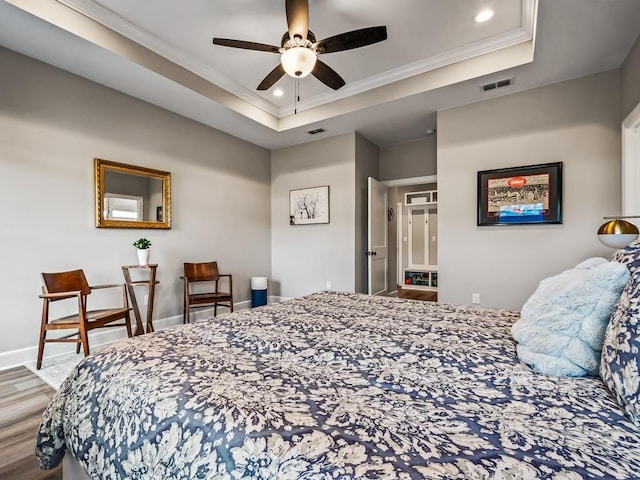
[281,47,317,78]
[597,219,639,248]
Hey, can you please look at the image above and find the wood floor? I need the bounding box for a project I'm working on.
[0,367,62,480]
[397,286,438,302]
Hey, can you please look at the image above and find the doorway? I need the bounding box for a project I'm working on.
[367,177,389,295]
[383,176,438,298]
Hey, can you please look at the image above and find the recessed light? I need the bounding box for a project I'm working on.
[475,9,494,23]
[273,88,284,97]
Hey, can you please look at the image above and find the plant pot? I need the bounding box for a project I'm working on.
[137,248,150,266]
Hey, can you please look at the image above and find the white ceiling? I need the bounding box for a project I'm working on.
[0,0,639,149]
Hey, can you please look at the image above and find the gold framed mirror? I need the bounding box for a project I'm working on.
[95,158,172,229]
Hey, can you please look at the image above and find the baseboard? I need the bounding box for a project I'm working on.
[269,295,291,303]
[0,300,252,372]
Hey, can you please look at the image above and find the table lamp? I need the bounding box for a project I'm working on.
[597,216,640,248]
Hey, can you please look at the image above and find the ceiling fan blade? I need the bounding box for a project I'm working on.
[312,60,345,90]
[285,0,309,41]
[316,26,388,54]
[213,38,280,53]
[257,64,286,90]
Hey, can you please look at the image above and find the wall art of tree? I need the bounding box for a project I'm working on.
[294,192,323,220]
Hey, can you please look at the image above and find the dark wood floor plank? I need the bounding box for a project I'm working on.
[397,287,438,302]
[0,367,62,479]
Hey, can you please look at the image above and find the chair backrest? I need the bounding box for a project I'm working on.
[184,262,220,282]
[41,269,91,296]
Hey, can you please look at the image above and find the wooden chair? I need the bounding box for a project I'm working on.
[183,262,233,323]
[37,269,132,370]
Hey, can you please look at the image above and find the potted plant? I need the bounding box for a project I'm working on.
[133,238,151,265]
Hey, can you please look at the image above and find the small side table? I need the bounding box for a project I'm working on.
[122,264,159,335]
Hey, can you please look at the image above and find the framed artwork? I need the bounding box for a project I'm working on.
[289,185,330,225]
[477,162,563,226]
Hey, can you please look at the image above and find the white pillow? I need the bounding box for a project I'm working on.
[511,258,629,377]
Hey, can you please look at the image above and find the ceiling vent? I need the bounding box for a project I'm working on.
[307,128,326,135]
[480,77,514,93]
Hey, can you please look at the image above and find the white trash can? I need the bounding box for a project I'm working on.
[250,276,268,308]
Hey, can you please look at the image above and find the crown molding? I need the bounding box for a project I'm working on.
[55,0,279,116]
[280,26,533,116]
[282,0,537,115]
[55,0,536,120]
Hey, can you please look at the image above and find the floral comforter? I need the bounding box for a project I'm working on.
[36,291,640,479]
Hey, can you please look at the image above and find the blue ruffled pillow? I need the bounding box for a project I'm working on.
[512,258,629,377]
[600,241,640,426]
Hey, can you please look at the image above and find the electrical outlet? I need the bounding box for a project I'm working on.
[144,294,148,306]
[326,281,332,290]
[472,293,480,304]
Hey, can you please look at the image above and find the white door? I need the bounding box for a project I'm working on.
[368,177,388,295]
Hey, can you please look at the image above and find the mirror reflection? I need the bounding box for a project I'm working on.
[95,159,171,229]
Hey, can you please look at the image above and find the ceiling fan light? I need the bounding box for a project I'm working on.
[281,47,317,78]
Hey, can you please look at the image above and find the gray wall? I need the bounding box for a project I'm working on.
[0,47,271,363]
[437,70,621,310]
[271,133,357,298]
[354,133,380,293]
[380,136,437,181]
[622,33,640,119]
[105,171,150,198]
[104,170,154,221]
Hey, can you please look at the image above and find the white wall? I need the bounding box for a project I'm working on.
[0,47,271,366]
[271,133,357,298]
[437,70,621,310]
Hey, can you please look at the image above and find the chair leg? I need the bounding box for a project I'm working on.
[125,311,133,338]
[214,304,218,317]
[230,297,234,313]
[36,302,49,370]
[78,322,90,357]
[183,281,188,324]
[76,341,81,354]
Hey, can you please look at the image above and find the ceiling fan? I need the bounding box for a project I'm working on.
[212,0,387,91]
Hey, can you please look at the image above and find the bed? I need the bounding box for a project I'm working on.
[35,282,640,479]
